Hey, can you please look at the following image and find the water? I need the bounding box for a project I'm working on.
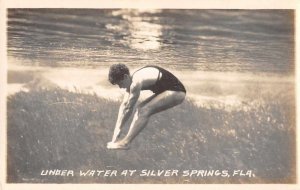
[7,9,295,108]
[7,9,294,73]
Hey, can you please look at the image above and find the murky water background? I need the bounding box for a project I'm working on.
[7,9,295,107]
[8,9,294,72]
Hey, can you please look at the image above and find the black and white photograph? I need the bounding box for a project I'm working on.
[1,0,298,188]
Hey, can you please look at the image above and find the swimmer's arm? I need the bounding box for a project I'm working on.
[111,82,141,142]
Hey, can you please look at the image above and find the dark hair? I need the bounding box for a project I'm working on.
[108,64,130,84]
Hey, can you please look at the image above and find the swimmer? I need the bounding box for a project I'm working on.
[107,64,186,149]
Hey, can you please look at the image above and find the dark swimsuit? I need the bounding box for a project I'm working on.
[132,65,186,94]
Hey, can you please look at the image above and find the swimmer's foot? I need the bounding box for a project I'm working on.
[107,141,130,150]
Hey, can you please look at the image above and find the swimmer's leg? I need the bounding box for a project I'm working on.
[112,91,185,149]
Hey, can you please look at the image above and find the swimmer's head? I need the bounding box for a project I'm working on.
[108,63,130,85]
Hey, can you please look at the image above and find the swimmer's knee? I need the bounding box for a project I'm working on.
[174,91,186,104]
[179,91,186,100]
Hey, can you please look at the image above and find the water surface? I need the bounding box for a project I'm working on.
[7,9,294,73]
